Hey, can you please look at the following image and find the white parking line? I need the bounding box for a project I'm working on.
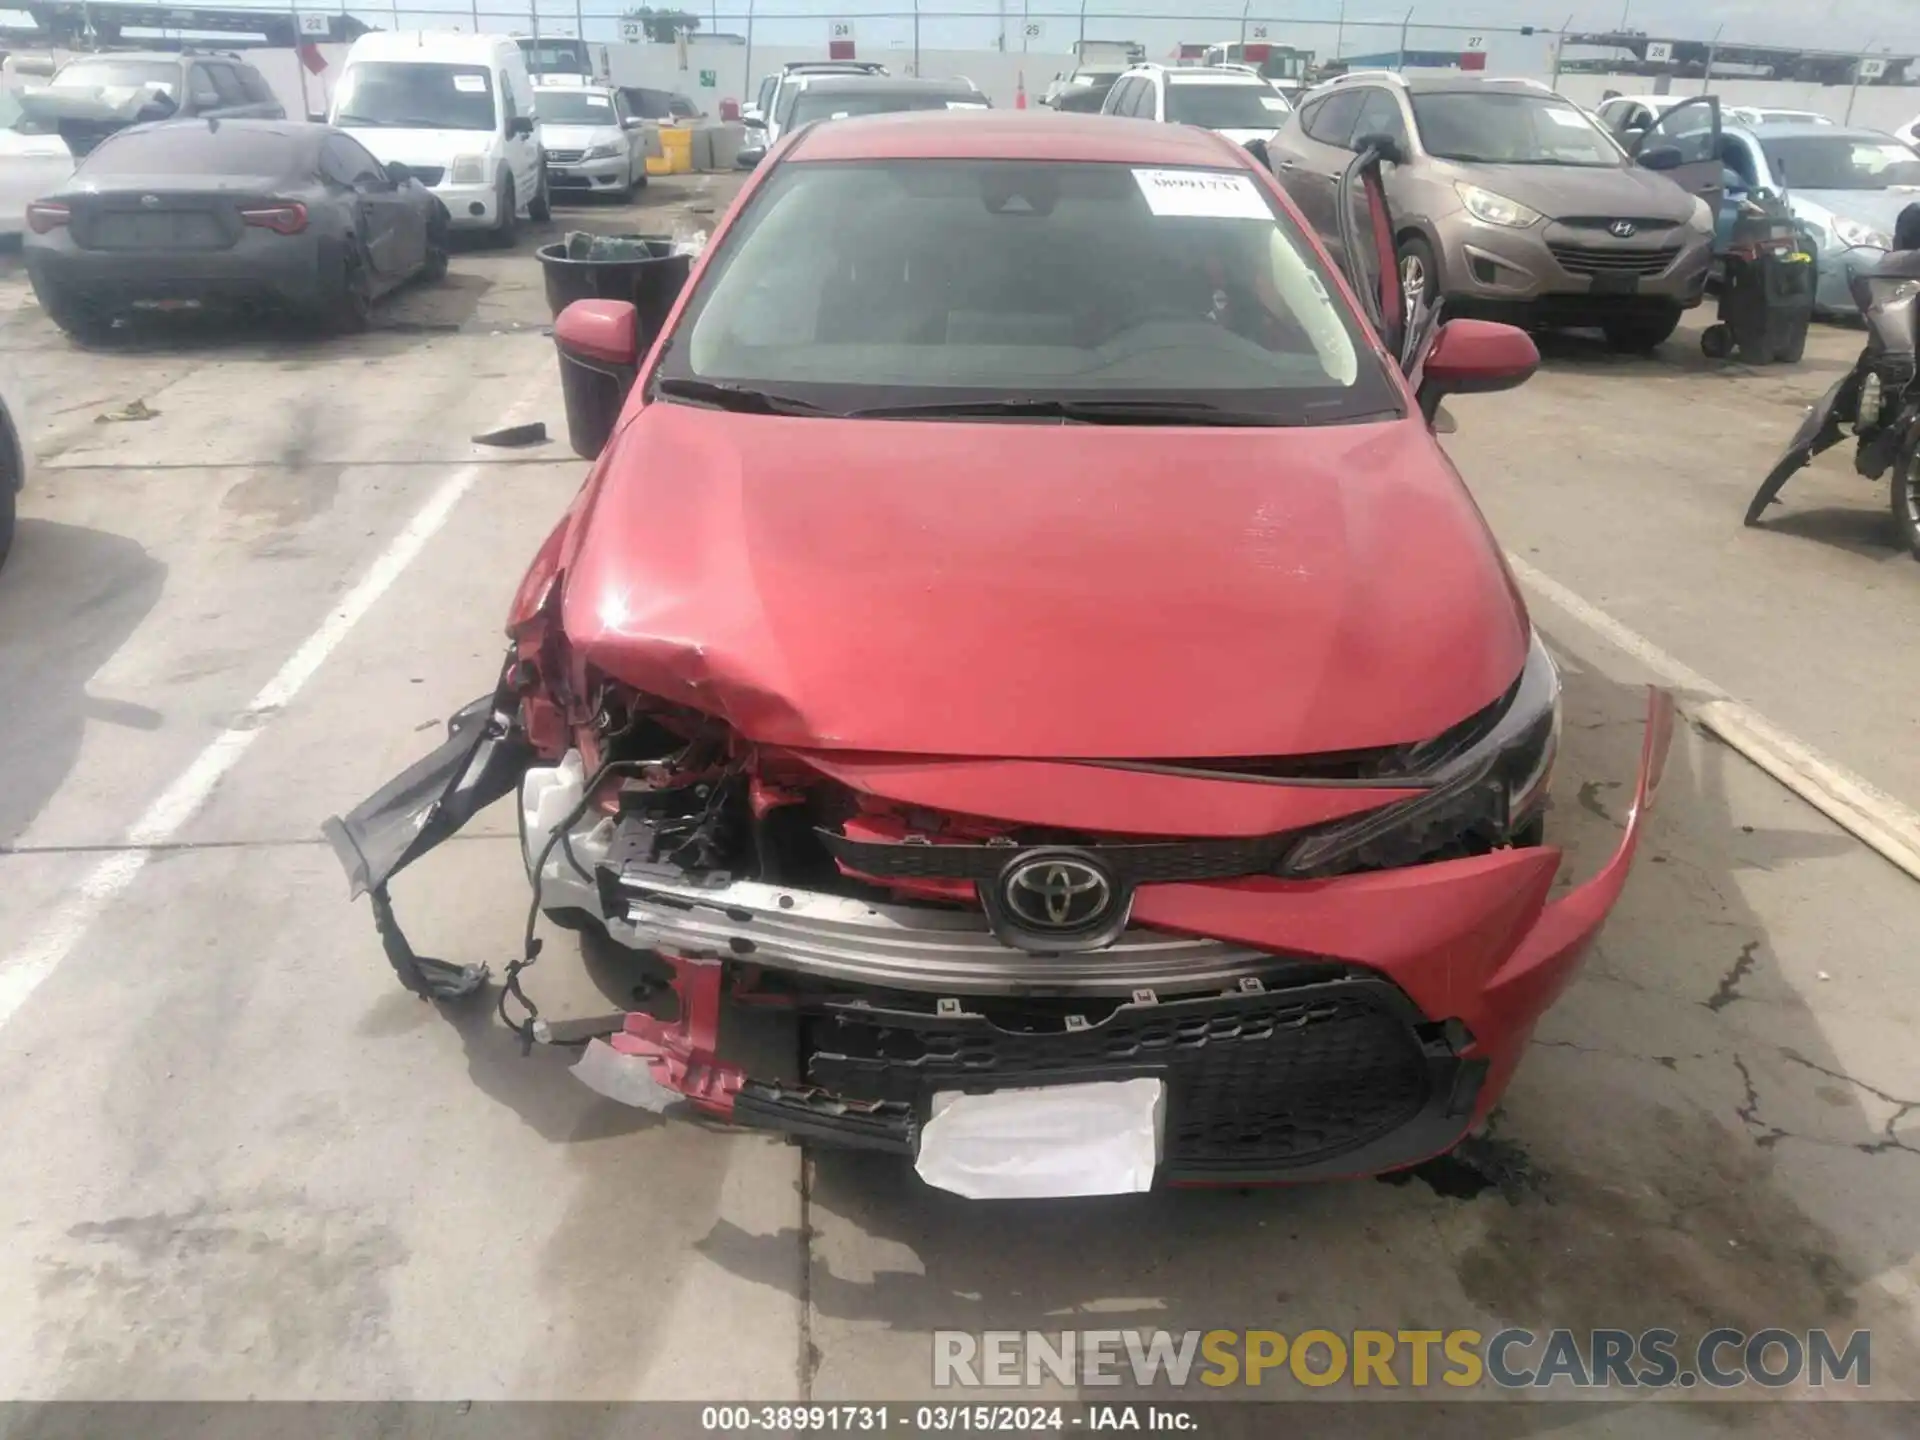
[0,384,557,1036]
[1508,553,1920,881]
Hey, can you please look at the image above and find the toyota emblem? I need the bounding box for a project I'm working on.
[1609,220,1637,238]
[1002,855,1114,931]
[140,194,161,208]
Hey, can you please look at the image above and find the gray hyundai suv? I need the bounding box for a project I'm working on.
[1266,73,1719,351]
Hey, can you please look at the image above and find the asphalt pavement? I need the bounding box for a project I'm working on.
[1,177,1918,1432]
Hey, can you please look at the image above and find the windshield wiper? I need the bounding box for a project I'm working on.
[849,396,1283,425]
[653,377,833,416]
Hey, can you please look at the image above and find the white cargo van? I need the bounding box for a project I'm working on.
[331,31,547,243]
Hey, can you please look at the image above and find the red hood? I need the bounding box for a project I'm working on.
[561,403,1528,759]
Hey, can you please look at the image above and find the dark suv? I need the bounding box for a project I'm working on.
[26,50,285,155]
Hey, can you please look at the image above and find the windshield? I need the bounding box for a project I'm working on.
[52,57,178,95]
[521,39,587,74]
[661,159,1390,424]
[335,62,495,132]
[1166,82,1291,130]
[788,90,986,125]
[1761,136,1920,190]
[85,125,299,176]
[1412,92,1622,166]
[537,89,618,124]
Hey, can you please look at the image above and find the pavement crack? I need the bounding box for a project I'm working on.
[1576,779,1620,821]
[798,1151,819,1401]
[1781,1050,1920,1159]
[1733,1054,1791,1149]
[1703,939,1761,1011]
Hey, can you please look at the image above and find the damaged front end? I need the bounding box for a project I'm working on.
[326,629,1673,1197]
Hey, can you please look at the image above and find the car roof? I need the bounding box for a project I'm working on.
[796,76,982,96]
[786,109,1245,165]
[536,82,615,95]
[1398,76,1565,96]
[1746,121,1884,140]
[1166,69,1268,84]
[128,117,315,135]
[58,50,185,65]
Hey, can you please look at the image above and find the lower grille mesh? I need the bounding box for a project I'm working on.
[807,984,1433,1170]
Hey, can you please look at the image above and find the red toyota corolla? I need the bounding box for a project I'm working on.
[328,112,1671,1199]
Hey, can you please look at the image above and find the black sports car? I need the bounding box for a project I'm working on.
[24,118,449,341]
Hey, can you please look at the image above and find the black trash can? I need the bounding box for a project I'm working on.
[536,233,693,342]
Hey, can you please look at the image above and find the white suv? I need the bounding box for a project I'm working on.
[1100,64,1292,145]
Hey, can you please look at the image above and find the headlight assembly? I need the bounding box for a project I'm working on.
[1456,183,1543,229]
[450,154,489,185]
[1282,632,1561,879]
[583,142,621,161]
[1833,216,1893,251]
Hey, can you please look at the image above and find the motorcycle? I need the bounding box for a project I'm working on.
[1745,211,1920,559]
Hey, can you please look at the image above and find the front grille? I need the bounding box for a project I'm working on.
[1549,242,1682,277]
[545,149,585,164]
[410,166,446,186]
[817,828,1299,885]
[806,980,1436,1171]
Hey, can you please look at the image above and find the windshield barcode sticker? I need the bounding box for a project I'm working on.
[1545,107,1591,128]
[1133,168,1271,219]
[453,74,487,93]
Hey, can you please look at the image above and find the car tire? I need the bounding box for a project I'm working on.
[323,244,374,333]
[1397,235,1439,315]
[0,466,15,573]
[1893,440,1920,561]
[420,208,450,283]
[1602,309,1682,354]
[528,163,552,223]
[491,174,519,248]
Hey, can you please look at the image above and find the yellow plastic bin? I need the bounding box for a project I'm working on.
[657,126,693,175]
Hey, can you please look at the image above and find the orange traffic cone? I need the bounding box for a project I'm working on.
[1015,70,1027,109]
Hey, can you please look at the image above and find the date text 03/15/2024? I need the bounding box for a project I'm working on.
[699,1406,1194,1432]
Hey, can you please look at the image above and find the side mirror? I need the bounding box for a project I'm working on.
[623,116,645,130]
[1241,136,1270,168]
[1352,131,1405,166]
[1638,143,1685,172]
[1416,319,1539,423]
[741,114,767,130]
[735,144,766,169]
[511,114,535,138]
[385,161,413,185]
[554,300,640,459]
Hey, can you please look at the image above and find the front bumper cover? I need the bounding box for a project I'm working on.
[324,673,1673,1183]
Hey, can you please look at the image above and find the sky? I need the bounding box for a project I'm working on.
[55,0,1920,62]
